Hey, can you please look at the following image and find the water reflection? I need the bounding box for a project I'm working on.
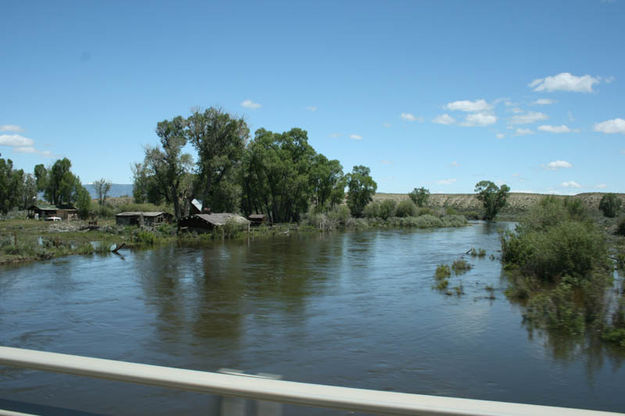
[2,224,625,414]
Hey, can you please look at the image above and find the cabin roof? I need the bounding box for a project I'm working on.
[116,211,169,217]
[248,214,266,219]
[192,213,250,226]
[28,205,76,211]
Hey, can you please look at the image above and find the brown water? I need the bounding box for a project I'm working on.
[1,222,624,415]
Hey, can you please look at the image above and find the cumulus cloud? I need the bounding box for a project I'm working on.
[529,72,599,93]
[533,98,556,105]
[432,114,455,125]
[510,111,548,125]
[462,112,496,126]
[514,128,534,136]
[0,124,23,132]
[306,106,317,112]
[0,134,35,147]
[546,160,573,170]
[496,133,505,139]
[538,124,578,133]
[400,113,423,122]
[593,118,625,134]
[561,181,581,188]
[436,178,457,185]
[446,99,491,112]
[241,99,261,109]
[381,160,392,165]
[349,134,362,140]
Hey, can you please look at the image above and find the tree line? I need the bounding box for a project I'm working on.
[0,154,91,217]
[132,108,378,222]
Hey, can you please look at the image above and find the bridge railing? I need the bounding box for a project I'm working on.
[0,346,621,416]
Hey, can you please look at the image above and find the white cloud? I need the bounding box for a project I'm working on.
[529,72,599,93]
[596,184,608,189]
[349,134,362,140]
[0,124,23,132]
[446,99,491,112]
[496,133,505,139]
[0,134,35,147]
[436,178,457,185]
[538,124,578,133]
[462,112,496,126]
[306,106,317,112]
[381,160,392,165]
[567,111,575,122]
[383,122,391,128]
[432,114,455,125]
[450,161,460,167]
[329,133,341,138]
[241,99,261,109]
[514,128,534,136]
[561,181,581,188]
[593,118,625,134]
[11,146,53,157]
[510,107,524,114]
[546,160,573,170]
[533,98,556,105]
[510,111,548,125]
[400,113,417,122]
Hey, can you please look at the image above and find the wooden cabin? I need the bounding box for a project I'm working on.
[178,213,250,233]
[115,211,172,226]
[28,205,77,220]
[248,214,268,227]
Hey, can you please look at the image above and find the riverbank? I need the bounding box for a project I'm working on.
[0,213,468,266]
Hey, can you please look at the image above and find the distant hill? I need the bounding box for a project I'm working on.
[84,184,133,199]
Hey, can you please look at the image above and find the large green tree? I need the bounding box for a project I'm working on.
[241,128,316,223]
[346,165,377,217]
[475,180,510,221]
[308,154,345,212]
[136,117,193,220]
[186,108,249,212]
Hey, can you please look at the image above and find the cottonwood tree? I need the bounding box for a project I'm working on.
[186,108,249,212]
[475,180,510,221]
[93,178,112,205]
[346,165,377,217]
[241,128,316,223]
[308,154,345,212]
[140,116,193,220]
[409,187,430,207]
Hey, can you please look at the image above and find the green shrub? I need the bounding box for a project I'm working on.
[363,201,381,218]
[378,199,397,220]
[452,259,472,275]
[599,193,622,218]
[524,281,585,335]
[435,264,451,280]
[616,217,625,236]
[395,199,417,217]
[469,248,486,258]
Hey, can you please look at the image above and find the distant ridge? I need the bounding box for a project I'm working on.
[83,184,133,199]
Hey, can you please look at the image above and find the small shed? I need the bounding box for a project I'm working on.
[28,205,77,220]
[178,213,250,233]
[115,212,172,226]
[248,214,268,227]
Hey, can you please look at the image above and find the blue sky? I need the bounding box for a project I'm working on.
[1,0,624,194]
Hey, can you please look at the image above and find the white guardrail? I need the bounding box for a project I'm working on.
[0,346,623,416]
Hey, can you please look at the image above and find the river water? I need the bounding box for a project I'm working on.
[1,222,624,414]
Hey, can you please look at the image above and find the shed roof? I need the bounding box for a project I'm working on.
[116,211,169,217]
[193,213,250,226]
[248,214,266,219]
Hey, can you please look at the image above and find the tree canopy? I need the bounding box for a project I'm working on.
[346,165,377,217]
[474,180,510,221]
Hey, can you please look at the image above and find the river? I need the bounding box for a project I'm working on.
[1,222,624,414]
